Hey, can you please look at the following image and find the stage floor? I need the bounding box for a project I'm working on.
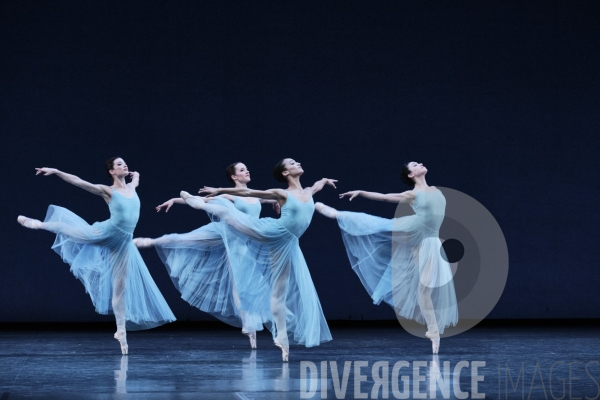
[0,324,598,399]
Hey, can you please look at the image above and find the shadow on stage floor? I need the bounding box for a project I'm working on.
[0,320,598,399]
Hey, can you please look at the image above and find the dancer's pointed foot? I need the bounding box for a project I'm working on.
[181,191,205,209]
[17,215,42,229]
[133,237,154,248]
[425,331,440,354]
[315,202,338,219]
[114,331,129,355]
[274,339,289,362]
[243,330,257,349]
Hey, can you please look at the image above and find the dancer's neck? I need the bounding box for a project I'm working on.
[412,176,429,189]
[234,182,249,189]
[286,176,302,191]
[112,177,128,190]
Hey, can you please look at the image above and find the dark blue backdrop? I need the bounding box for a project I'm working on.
[1,1,599,323]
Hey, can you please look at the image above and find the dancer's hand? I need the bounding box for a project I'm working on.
[323,179,338,189]
[156,199,175,212]
[340,190,361,201]
[272,201,281,215]
[199,186,219,197]
[129,171,139,180]
[35,167,58,176]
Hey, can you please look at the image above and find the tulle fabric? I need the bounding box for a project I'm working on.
[336,191,458,334]
[154,212,270,333]
[44,205,176,330]
[199,196,332,347]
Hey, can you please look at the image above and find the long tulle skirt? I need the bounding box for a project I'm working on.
[199,199,332,347]
[154,223,269,332]
[337,211,458,334]
[44,205,176,330]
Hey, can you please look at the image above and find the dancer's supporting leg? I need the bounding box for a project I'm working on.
[271,262,291,362]
[112,254,128,355]
[417,254,440,354]
[231,274,256,349]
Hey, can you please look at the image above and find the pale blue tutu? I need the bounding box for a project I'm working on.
[337,190,458,334]
[43,190,176,330]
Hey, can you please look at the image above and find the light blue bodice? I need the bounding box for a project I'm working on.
[233,197,261,218]
[411,189,446,233]
[279,190,314,238]
[109,189,140,233]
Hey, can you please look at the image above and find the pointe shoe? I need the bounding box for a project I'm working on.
[243,331,257,350]
[315,202,337,219]
[17,216,42,229]
[133,238,153,248]
[274,340,289,362]
[425,332,440,354]
[181,191,206,209]
[114,331,129,355]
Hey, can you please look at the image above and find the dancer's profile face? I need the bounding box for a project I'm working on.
[407,161,427,180]
[283,159,303,179]
[232,163,251,184]
[110,158,129,178]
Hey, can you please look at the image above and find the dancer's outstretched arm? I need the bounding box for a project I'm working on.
[35,167,112,201]
[306,178,337,195]
[200,186,287,201]
[339,189,416,204]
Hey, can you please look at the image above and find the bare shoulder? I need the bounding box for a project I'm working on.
[221,194,236,202]
[404,189,417,200]
[97,184,113,195]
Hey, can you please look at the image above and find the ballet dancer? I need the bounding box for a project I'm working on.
[134,162,279,349]
[314,161,458,354]
[179,158,335,361]
[17,158,176,354]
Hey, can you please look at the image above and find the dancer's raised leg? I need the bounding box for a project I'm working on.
[17,216,42,229]
[315,202,338,219]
